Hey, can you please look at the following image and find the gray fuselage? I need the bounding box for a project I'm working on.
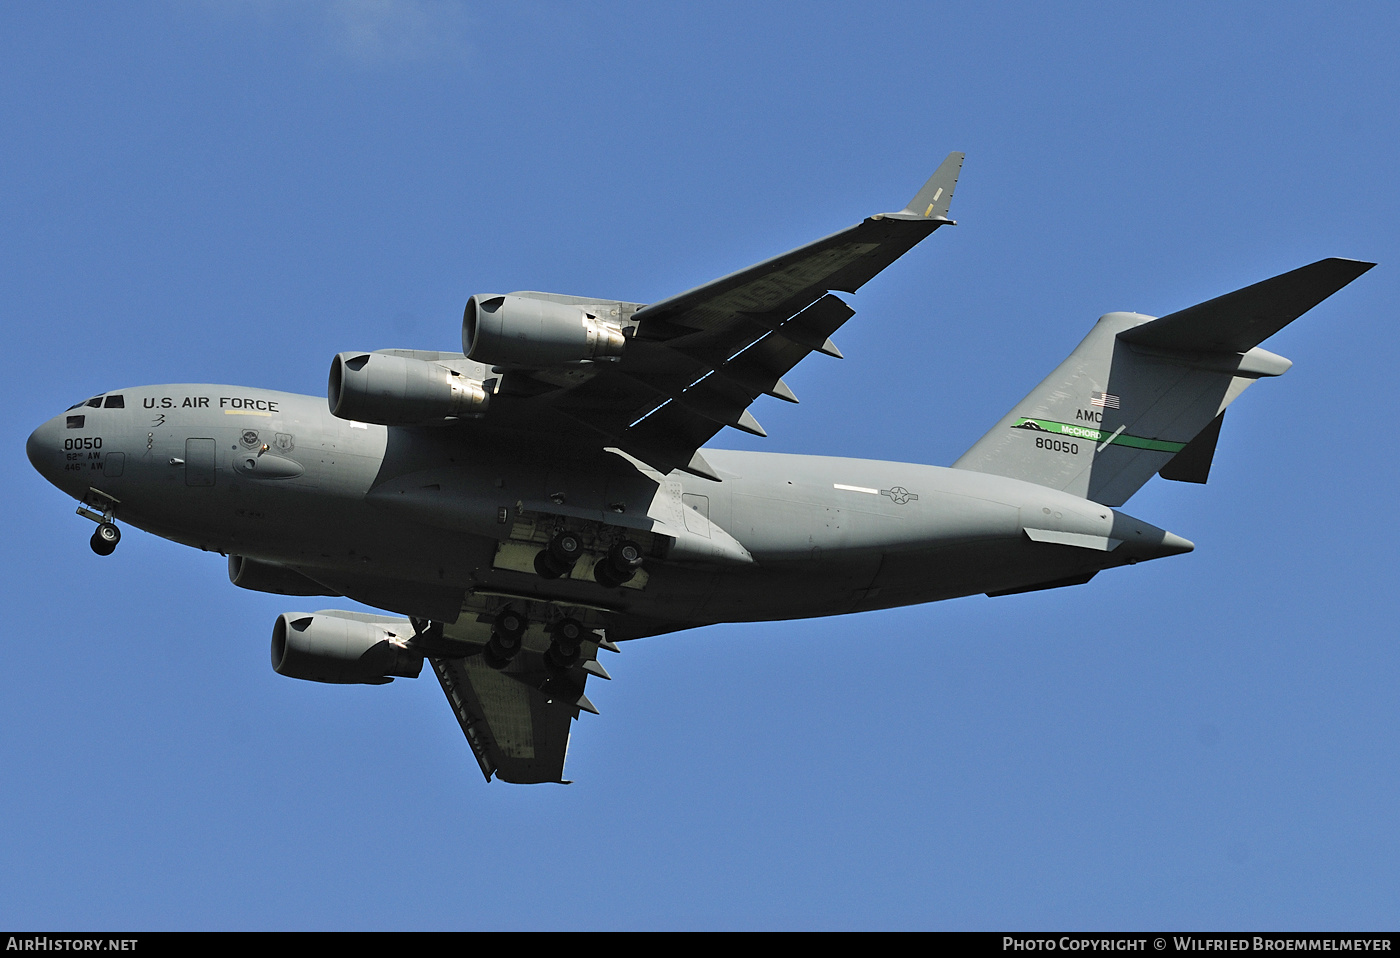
[27,383,1190,640]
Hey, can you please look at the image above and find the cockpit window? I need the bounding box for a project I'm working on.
[66,415,85,429]
[103,395,124,409]
[66,400,86,410]
[85,397,102,408]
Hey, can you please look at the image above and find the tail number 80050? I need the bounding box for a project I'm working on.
[1035,436,1078,455]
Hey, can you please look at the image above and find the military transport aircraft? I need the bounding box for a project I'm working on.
[26,153,1373,784]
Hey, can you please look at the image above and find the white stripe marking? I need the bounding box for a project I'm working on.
[1096,425,1126,452]
[833,483,879,495]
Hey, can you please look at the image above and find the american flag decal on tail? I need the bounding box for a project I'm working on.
[1090,391,1120,409]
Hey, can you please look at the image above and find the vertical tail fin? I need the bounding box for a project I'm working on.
[952,258,1374,506]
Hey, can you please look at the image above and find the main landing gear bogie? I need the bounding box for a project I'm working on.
[533,529,645,587]
[480,607,594,681]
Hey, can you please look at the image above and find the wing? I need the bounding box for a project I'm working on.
[482,153,964,478]
[431,652,598,785]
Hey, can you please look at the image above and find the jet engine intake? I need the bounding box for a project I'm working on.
[464,294,625,368]
[328,352,488,425]
[271,612,423,685]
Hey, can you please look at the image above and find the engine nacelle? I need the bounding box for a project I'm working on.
[463,294,625,368]
[271,612,423,685]
[229,555,340,597]
[328,352,488,425]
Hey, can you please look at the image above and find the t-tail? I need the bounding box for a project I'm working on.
[953,258,1375,506]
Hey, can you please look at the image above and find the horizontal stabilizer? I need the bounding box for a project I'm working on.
[1120,258,1375,353]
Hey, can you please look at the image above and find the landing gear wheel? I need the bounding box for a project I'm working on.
[534,550,568,579]
[482,641,514,671]
[90,522,120,556]
[495,607,527,641]
[483,607,527,671]
[545,617,585,673]
[535,530,585,579]
[548,531,583,565]
[552,617,585,645]
[594,539,643,587]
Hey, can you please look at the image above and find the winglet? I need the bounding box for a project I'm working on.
[896,151,964,221]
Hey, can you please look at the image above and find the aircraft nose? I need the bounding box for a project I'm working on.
[27,416,64,485]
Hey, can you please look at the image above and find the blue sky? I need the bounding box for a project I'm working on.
[2,2,1397,930]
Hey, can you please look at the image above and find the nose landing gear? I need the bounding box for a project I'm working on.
[90,522,121,556]
[77,487,122,556]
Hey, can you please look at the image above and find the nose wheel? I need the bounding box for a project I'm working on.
[90,522,121,556]
[77,487,122,557]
